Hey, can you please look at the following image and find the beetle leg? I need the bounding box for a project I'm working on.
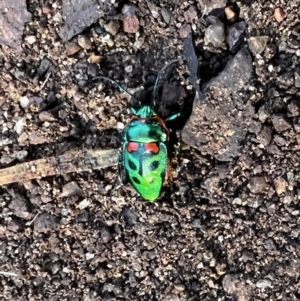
[152,59,181,107]
[174,142,182,172]
[164,113,180,122]
[163,158,171,185]
[110,155,126,197]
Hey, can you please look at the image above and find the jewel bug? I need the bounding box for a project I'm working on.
[94,60,180,201]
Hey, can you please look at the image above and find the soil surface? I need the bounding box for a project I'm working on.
[1,0,300,300]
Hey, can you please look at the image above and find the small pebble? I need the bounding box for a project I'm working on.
[66,42,81,56]
[101,227,112,243]
[278,41,287,52]
[268,65,274,72]
[19,96,30,108]
[122,4,137,15]
[179,24,191,39]
[225,6,237,22]
[14,118,24,135]
[78,199,90,210]
[16,150,28,161]
[256,279,273,289]
[161,7,172,24]
[204,17,225,48]
[87,63,98,77]
[125,65,133,73]
[105,20,120,36]
[59,181,83,198]
[25,36,36,44]
[52,12,62,22]
[85,253,94,260]
[101,34,114,47]
[248,36,269,55]
[123,15,140,33]
[274,7,286,23]
[94,24,105,34]
[271,114,291,132]
[273,177,288,195]
[116,122,125,130]
[78,36,92,49]
[37,58,51,78]
[248,176,268,194]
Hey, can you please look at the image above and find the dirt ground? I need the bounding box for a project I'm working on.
[1,0,300,300]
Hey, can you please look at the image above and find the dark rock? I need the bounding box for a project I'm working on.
[256,126,272,146]
[291,23,300,37]
[94,24,105,35]
[161,7,172,24]
[7,218,24,232]
[0,0,32,49]
[182,48,254,161]
[37,58,51,78]
[222,274,251,301]
[249,121,262,134]
[122,4,137,15]
[248,176,268,194]
[294,71,300,88]
[101,227,112,243]
[59,0,113,41]
[34,212,58,233]
[264,238,277,251]
[271,114,292,132]
[287,99,300,117]
[59,181,83,198]
[87,63,98,77]
[191,218,202,228]
[120,207,137,226]
[226,21,247,52]
[273,135,287,146]
[8,191,33,220]
[77,210,90,223]
[183,34,206,100]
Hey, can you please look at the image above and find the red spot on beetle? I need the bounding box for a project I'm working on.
[127,142,139,152]
[144,142,159,154]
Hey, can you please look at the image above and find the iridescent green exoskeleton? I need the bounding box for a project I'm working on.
[94,60,180,201]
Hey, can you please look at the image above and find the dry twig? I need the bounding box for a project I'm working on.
[0,148,119,186]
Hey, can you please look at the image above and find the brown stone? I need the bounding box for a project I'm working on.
[123,15,140,33]
[225,6,237,22]
[274,7,286,23]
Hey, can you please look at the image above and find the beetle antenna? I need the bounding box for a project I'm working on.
[93,76,140,103]
[152,59,180,106]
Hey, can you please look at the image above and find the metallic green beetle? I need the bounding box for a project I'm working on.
[95,60,180,201]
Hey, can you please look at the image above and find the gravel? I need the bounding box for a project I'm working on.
[1,0,300,300]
